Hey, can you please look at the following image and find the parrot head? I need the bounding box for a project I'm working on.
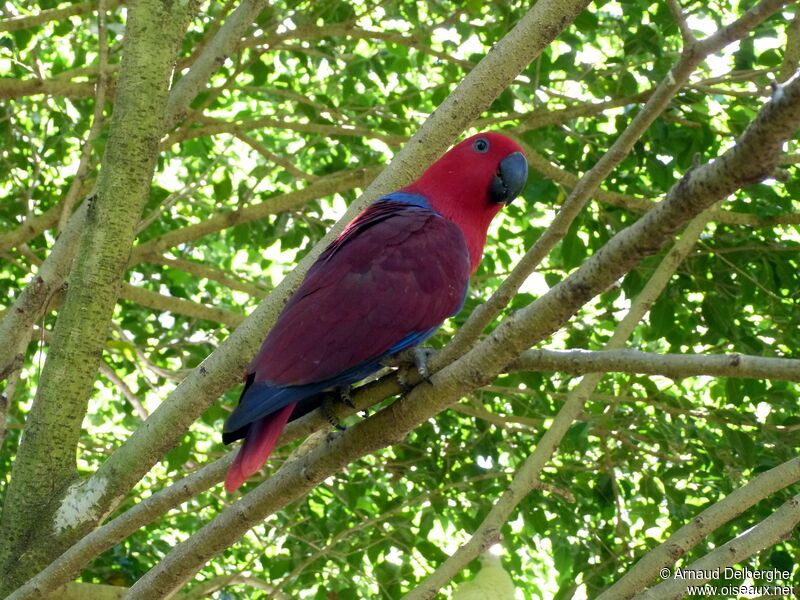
[402,131,528,271]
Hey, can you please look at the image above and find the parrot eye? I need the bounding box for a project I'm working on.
[472,137,490,153]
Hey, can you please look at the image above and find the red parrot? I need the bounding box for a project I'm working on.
[222,132,527,491]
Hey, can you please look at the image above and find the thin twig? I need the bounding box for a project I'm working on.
[666,0,696,46]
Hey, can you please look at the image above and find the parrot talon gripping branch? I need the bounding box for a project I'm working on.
[221,132,528,492]
[413,346,435,385]
[322,394,347,432]
[337,385,355,409]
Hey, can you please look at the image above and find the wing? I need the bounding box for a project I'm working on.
[224,196,470,435]
[257,197,470,384]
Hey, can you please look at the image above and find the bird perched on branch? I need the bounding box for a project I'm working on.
[222,132,528,491]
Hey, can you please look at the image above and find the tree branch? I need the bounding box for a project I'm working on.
[240,24,474,70]
[128,166,381,266]
[57,0,109,233]
[475,91,653,128]
[164,0,269,130]
[98,360,148,420]
[0,78,95,100]
[119,283,244,329]
[595,457,800,599]
[0,201,64,254]
[6,457,233,600]
[521,145,800,226]
[0,202,86,382]
[630,491,800,600]
[404,199,723,600]
[0,0,123,33]
[182,574,289,600]
[666,0,696,46]
[144,256,269,299]
[43,582,126,600]
[232,131,318,181]
[779,6,800,83]
[161,116,405,148]
[508,348,800,384]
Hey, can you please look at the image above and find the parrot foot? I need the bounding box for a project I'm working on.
[395,347,436,391]
[413,346,435,386]
[337,386,369,418]
[337,386,355,409]
[322,395,347,431]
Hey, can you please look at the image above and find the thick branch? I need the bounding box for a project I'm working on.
[0,79,95,100]
[0,202,86,382]
[6,457,231,600]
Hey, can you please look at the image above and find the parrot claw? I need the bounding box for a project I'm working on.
[394,346,436,390]
[337,386,368,418]
[322,395,346,431]
[413,346,435,386]
[337,386,355,409]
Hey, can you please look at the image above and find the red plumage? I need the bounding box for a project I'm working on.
[222,132,527,491]
[403,132,526,270]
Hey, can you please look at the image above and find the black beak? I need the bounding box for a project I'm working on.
[488,152,528,204]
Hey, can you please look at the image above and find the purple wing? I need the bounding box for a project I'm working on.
[253,196,470,385]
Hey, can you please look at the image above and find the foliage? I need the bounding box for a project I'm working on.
[0,0,799,598]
